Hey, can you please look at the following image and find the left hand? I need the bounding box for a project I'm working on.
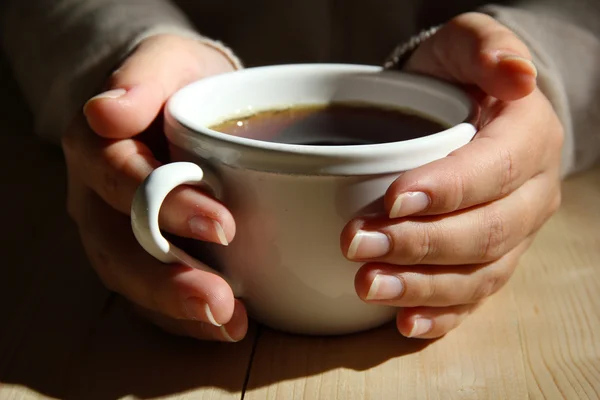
[341,12,564,339]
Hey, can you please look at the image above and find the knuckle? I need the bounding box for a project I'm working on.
[423,273,438,304]
[470,273,498,303]
[480,210,507,261]
[448,167,467,211]
[408,273,438,305]
[549,189,562,215]
[436,153,468,212]
[498,147,516,196]
[470,265,511,303]
[402,224,436,264]
[431,156,468,212]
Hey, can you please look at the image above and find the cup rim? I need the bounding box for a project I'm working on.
[165,64,479,175]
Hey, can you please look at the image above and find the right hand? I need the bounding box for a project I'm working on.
[62,34,248,342]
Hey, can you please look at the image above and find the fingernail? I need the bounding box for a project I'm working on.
[347,230,391,260]
[83,89,128,116]
[389,192,430,218]
[220,326,238,342]
[189,216,229,245]
[407,318,432,338]
[366,274,404,300]
[89,88,127,101]
[498,55,538,78]
[220,303,245,342]
[184,298,221,326]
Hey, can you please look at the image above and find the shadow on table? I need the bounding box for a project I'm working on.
[59,309,430,400]
[244,323,432,391]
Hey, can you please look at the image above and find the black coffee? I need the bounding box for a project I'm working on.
[209,102,448,146]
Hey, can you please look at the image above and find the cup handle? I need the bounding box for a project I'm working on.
[131,162,241,296]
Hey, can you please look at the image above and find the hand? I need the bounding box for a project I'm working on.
[62,34,248,342]
[342,13,563,339]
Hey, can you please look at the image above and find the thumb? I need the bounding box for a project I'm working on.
[404,13,537,101]
[83,34,236,139]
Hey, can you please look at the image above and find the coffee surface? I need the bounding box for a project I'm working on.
[209,103,448,146]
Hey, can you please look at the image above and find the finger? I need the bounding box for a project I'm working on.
[396,303,480,339]
[62,117,235,245]
[134,300,248,342]
[383,90,563,219]
[352,237,532,308]
[75,184,238,326]
[83,34,235,139]
[344,170,559,265]
[405,12,537,101]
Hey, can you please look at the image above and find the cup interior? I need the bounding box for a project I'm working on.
[168,64,475,146]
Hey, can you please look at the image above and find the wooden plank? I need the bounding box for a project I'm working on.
[510,168,600,399]
[245,285,527,399]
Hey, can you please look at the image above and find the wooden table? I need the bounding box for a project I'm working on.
[1,57,599,400]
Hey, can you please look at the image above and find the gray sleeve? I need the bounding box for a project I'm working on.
[0,0,241,143]
[480,1,600,177]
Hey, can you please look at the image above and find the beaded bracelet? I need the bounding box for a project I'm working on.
[383,25,441,70]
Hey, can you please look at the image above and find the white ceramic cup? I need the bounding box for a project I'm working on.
[131,64,478,336]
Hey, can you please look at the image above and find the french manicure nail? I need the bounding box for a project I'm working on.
[366,274,404,300]
[184,298,221,326]
[220,326,237,342]
[220,302,245,342]
[89,88,127,101]
[389,191,430,218]
[347,230,391,260]
[190,216,229,245]
[497,55,538,78]
[407,318,432,338]
[83,89,128,116]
